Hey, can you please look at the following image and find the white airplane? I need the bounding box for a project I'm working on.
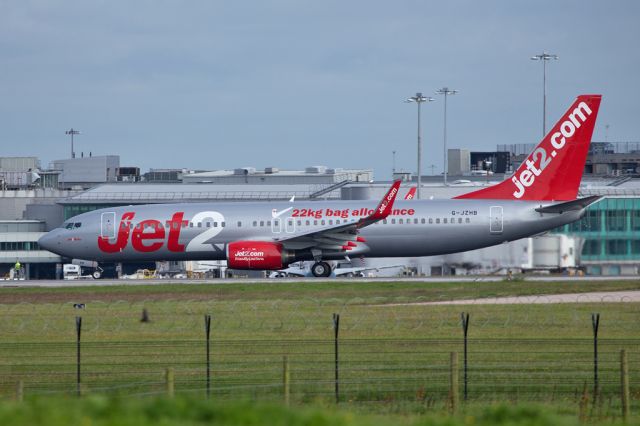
[39,95,603,277]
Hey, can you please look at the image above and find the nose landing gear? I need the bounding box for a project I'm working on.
[311,261,332,277]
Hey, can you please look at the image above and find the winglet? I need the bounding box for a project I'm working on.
[368,180,402,221]
[404,187,416,200]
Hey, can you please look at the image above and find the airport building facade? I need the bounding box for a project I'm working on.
[2,152,640,278]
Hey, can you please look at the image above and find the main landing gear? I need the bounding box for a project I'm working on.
[311,261,332,278]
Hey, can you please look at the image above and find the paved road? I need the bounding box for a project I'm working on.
[383,290,640,305]
[1,275,639,288]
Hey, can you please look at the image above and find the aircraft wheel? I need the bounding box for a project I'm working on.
[92,271,102,279]
[311,262,331,278]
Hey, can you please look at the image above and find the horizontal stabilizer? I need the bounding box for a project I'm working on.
[535,195,602,214]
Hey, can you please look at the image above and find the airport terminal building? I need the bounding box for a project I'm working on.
[2,150,640,278]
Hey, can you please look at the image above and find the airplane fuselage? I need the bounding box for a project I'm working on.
[40,198,582,263]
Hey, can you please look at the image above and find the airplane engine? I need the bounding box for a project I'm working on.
[226,241,294,270]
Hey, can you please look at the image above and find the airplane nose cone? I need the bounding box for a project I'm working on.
[38,231,57,252]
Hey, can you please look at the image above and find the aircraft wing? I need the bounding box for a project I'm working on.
[274,180,402,252]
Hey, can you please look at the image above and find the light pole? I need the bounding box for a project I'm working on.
[406,93,434,199]
[531,51,558,137]
[392,150,396,176]
[436,87,458,186]
[65,128,81,159]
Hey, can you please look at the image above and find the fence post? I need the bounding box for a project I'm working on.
[75,316,82,397]
[460,312,470,401]
[592,313,600,400]
[621,349,629,421]
[166,367,175,398]
[332,313,340,404]
[205,314,211,398]
[450,352,459,413]
[16,380,24,402]
[283,355,290,406]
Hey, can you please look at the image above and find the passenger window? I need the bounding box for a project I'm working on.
[237,221,242,227]
[260,221,264,227]
[321,220,325,225]
[414,219,418,224]
[329,220,333,225]
[383,219,387,225]
[336,219,340,224]
[443,218,447,224]
[465,218,470,223]
[436,218,440,224]
[429,218,433,224]
[421,218,426,224]
[267,221,271,226]
[189,222,194,228]
[297,220,302,226]
[391,219,396,224]
[305,220,310,226]
[399,218,404,224]
[458,218,462,224]
[198,222,202,228]
[222,222,226,227]
[253,221,257,227]
[314,220,318,225]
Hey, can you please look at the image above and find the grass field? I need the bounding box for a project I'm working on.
[0,279,638,423]
[0,397,627,426]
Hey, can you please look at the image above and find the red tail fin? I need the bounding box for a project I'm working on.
[456,94,601,201]
[404,187,416,200]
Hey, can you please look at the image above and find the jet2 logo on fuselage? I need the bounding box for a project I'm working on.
[98,211,225,254]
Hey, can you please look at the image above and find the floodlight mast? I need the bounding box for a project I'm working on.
[531,51,559,136]
[436,87,458,186]
[65,128,81,159]
[406,93,434,199]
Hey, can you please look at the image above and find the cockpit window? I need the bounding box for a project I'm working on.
[63,222,82,229]
[65,223,74,229]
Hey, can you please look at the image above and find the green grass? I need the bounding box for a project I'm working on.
[0,280,638,414]
[2,279,640,302]
[0,396,634,426]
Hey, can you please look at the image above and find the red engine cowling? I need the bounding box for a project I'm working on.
[226,241,289,270]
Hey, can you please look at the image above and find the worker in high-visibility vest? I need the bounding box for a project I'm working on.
[14,260,21,279]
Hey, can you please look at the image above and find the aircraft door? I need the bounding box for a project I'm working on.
[101,212,116,239]
[489,206,503,234]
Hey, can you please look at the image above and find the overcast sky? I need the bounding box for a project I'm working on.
[1,1,639,179]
